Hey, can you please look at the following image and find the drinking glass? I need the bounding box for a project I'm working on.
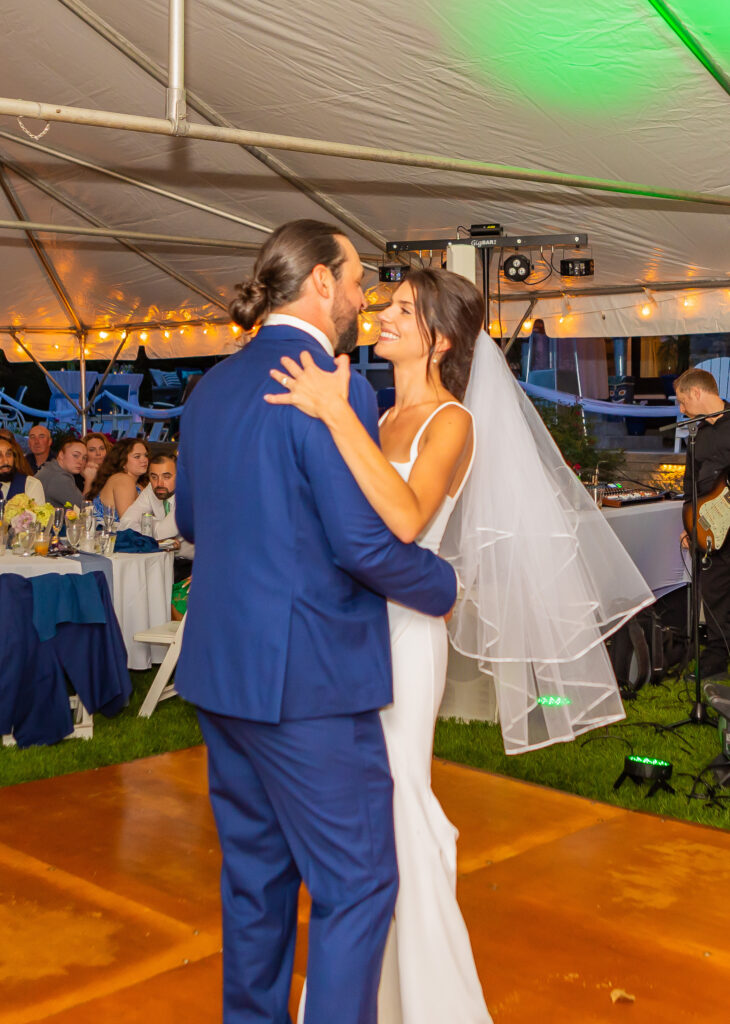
[102,504,115,532]
[16,528,34,556]
[51,507,64,550]
[34,521,51,557]
[66,520,82,549]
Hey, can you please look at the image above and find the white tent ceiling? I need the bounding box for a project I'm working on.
[0,0,728,361]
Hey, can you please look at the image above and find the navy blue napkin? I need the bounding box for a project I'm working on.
[114,529,160,553]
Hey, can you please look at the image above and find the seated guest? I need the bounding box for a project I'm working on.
[26,424,54,474]
[36,440,86,508]
[119,453,194,559]
[119,453,193,612]
[82,432,112,495]
[88,438,149,520]
[0,437,45,504]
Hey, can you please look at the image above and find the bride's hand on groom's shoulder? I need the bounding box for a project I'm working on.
[264,351,351,424]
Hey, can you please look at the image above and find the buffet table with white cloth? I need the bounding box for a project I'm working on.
[439,499,685,724]
[0,550,173,669]
[600,499,687,596]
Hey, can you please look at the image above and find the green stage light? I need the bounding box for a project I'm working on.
[614,754,674,797]
[537,696,572,706]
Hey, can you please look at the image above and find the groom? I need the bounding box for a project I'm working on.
[175,219,456,1023]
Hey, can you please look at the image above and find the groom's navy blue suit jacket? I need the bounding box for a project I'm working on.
[175,324,456,721]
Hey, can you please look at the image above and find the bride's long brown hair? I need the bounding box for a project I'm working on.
[406,269,485,401]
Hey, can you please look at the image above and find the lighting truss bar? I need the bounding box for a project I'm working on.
[387,233,588,254]
[2,93,730,209]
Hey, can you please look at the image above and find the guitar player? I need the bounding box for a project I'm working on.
[675,368,730,679]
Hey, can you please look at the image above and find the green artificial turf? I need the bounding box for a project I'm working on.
[435,668,730,830]
[3,663,730,834]
[0,668,202,788]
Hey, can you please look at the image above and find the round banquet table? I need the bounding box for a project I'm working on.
[0,550,173,669]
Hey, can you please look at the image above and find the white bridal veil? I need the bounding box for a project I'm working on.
[441,332,655,755]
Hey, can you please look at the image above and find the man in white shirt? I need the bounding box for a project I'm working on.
[119,453,194,573]
[0,437,45,505]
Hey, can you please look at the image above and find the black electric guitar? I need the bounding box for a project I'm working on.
[683,471,730,553]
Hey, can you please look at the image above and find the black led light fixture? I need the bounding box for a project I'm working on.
[614,755,674,798]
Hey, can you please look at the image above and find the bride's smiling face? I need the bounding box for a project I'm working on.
[374,282,430,366]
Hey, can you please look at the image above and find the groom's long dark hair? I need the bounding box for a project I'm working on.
[230,220,347,332]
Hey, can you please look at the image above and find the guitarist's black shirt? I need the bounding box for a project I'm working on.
[683,400,730,498]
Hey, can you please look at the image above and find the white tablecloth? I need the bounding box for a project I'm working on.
[0,550,173,670]
[601,500,687,596]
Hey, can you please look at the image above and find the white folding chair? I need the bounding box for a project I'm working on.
[134,613,186,717]
[2,696,93,746]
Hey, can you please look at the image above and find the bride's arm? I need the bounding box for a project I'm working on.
[264,351,472,544]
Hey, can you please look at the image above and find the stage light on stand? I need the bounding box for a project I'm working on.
[503,254,532,282]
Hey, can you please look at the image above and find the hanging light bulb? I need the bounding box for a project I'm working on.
[231,324,242,336]
[561,294,572,317]
[164,330,171,339]
[522,319,533,332]
[641,288,656,318]
[140,331,149,342]
[99,330,109,339]
[121,330,128,340]
[683,295,694,309]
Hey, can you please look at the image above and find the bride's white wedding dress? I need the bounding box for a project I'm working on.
[376,402,492,1024]
[298,401,490,1024]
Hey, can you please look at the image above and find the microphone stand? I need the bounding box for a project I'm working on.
[659,407,730,730]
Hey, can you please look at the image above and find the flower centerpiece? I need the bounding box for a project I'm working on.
[3,493,56,534]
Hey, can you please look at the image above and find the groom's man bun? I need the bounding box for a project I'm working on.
[230,219,348,332]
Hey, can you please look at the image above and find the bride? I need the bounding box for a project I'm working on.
[266,267,653,1022]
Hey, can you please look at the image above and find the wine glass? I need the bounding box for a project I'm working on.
[51,508,64,550]
[66,520,82,550]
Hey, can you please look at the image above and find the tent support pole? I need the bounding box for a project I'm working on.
[79,333,87,436]
[167,0,187,130]
[503,298,537,357]
[0,168,85,334]
[57,0,389,248]
[0,129,272,235]
[0,217,256,249]
[88,332,132,407]
[1,155,229,310]
[2,91,730,208]
[646,0,730,99]
[8,332,83,414]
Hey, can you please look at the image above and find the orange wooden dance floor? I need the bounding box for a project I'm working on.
[1,747,729,1023]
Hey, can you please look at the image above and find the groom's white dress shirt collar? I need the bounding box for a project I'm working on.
[263,314,335,358]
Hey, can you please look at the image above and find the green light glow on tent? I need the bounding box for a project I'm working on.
[537,696,572,707]
[438,1,730,115]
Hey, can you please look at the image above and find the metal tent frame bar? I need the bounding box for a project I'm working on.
[57,0,390,252]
